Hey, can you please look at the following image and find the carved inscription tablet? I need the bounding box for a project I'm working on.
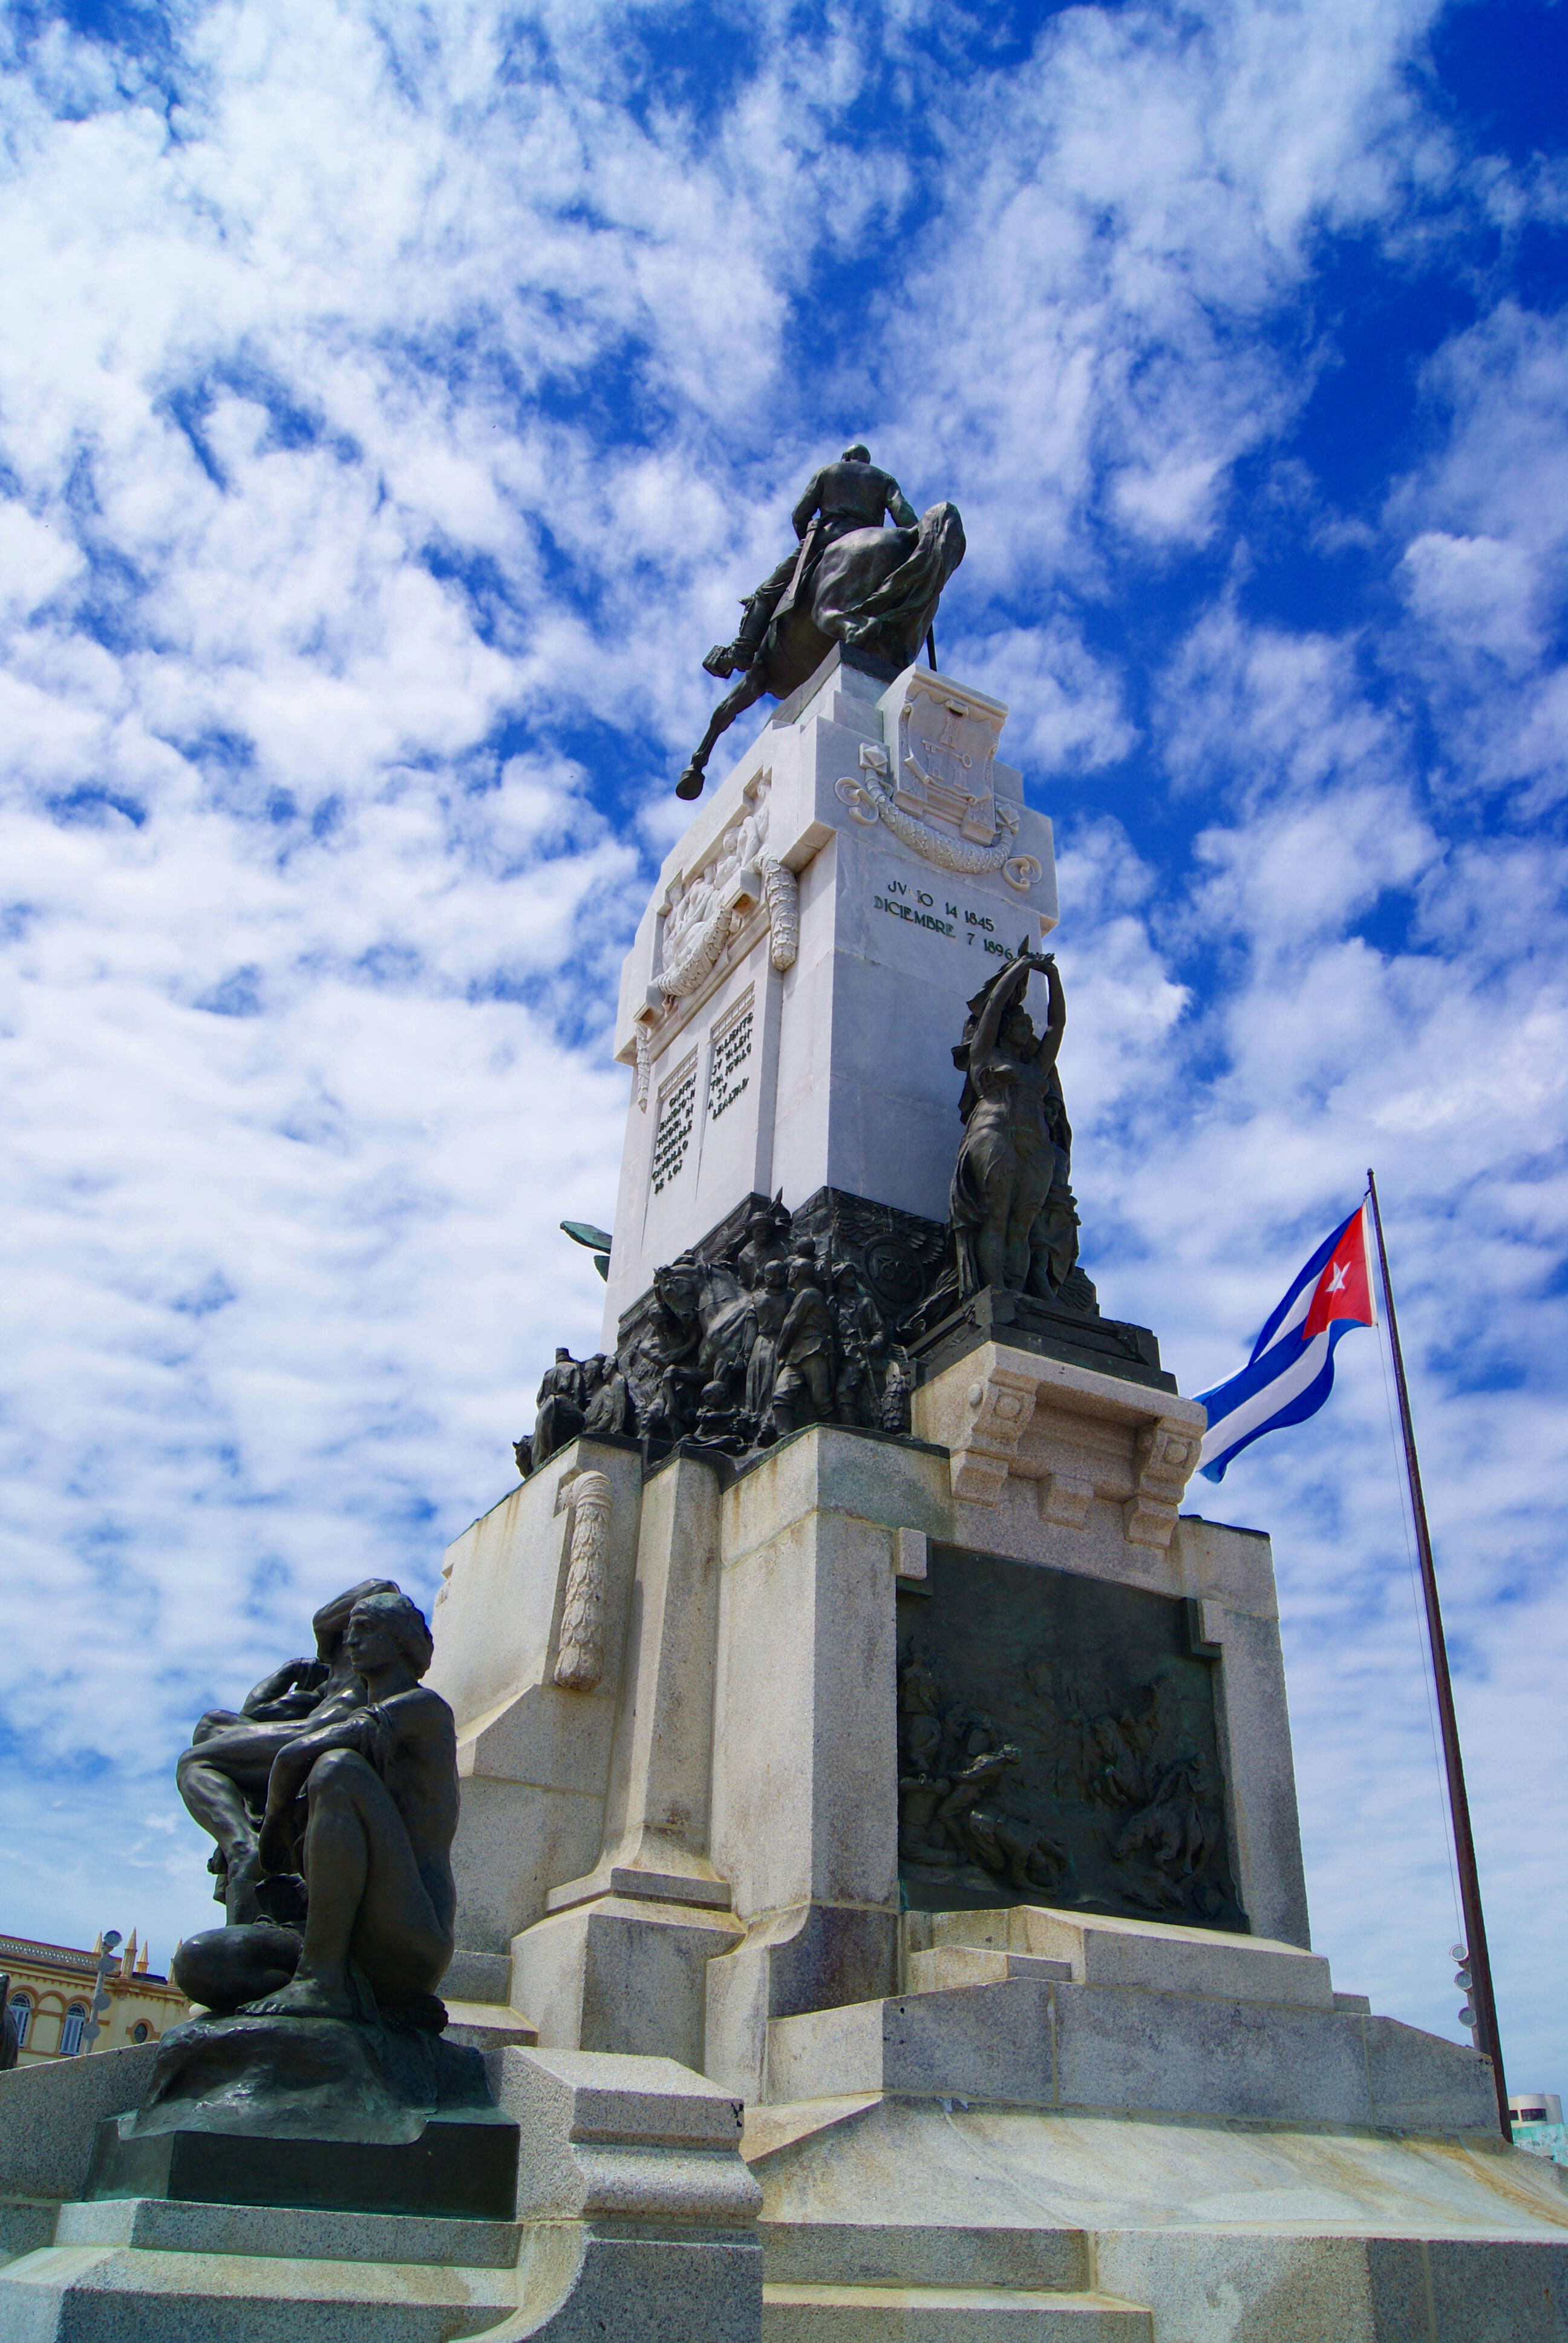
[897,1545,1246,1931]
[708,994,753,1124]
[651,1054,697,1195]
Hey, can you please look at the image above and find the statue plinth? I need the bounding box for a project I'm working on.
[603,645,1059,1342]
[85,2100,518,2224]
[909,1277,1175,1392]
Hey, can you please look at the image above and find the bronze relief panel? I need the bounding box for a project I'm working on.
[897,1545,1246,1932]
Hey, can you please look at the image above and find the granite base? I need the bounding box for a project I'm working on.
[84,2105,521,2222]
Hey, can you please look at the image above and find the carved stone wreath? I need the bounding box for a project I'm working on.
[633,777,800,1110]
[836,747,1042,891]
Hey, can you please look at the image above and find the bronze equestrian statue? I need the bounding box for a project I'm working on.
[678,444,965,799]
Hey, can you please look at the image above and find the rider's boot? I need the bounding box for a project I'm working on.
[702,593,770,680]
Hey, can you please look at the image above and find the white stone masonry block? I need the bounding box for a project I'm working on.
[913,1340,1206,1548]
[603,651,1059,1334]
[488,2046,761,2227]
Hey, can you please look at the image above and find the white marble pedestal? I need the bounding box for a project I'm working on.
[403,1328,1568,2341]
[427,1337,1312,2098]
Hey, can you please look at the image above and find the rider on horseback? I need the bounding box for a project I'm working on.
[704,445,918,680]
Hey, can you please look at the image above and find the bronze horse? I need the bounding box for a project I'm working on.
[676,501,966,800]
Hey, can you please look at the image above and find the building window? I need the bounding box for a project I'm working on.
[7,1994,31,2049]
[131,2022,151,2044]
[59,2005,87,2056]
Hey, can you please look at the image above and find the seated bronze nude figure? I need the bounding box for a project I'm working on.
[243,1589,457,2022]
[171,1585,457,2028]
[177,1576,398,1925]
[113,1586,494,2169]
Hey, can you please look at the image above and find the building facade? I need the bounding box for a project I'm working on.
[1509,2091,1568,2171]
[1,1930,189,2065]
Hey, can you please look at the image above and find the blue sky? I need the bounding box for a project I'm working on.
[1,0,1564,2086]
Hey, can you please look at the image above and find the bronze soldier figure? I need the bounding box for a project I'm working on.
[704,444,918,680]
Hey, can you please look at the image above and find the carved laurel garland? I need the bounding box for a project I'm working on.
[657,901,734,999]
[634,776,798,1103]
[761,854,799,972]
[554,1471,613,1691]
[835,753,1042,890]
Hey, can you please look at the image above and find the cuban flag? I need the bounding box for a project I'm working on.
[1196,1204,1377,1482]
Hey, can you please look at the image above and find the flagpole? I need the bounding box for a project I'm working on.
[1365,1167,1510,2138]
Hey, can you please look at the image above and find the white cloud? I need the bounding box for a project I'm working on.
[1400,531,1543,669]
[1387,301,1568,805]
[952,623,1137,777]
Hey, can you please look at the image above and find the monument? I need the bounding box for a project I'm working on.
[2,451,1566,2341]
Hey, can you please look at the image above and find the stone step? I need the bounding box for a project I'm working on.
[763,2281,1153,2339]
[907,1947,1073,1995]
[764,1974,1499,2133]
[442,1996,538,2051]
[0,2242,515,2342]
[55,2194,521,2267]
[918,1906,1336,2012]
[763,2220,1088,2290]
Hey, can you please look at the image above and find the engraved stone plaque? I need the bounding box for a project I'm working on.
[707,992,754,1126]
[650,1053,697,1196]
[897,1544,1246,1931]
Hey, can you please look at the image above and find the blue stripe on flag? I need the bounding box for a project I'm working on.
[1194,1202,1373,1483]
[1196,1317,1364,1481]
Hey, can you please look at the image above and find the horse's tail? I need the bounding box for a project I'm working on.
[839,500,967,646]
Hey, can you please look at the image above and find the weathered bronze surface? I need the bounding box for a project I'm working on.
[898,1544,1246,1932]
[177,1575,401,1927]
[154,1585,491,2154]
[678,445,965,798]
[702,447,918,685]
[950,949,1082,1305]
[86,2106,517,2221]
[515,1185,934,1475]
[512,1179,1172,1478]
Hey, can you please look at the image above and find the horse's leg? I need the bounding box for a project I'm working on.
[676,666,768,800]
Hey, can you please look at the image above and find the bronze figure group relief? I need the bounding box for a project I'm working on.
[517,1190,928,1477]
[517,950,1099,1478]
[898,1545,1246,1932]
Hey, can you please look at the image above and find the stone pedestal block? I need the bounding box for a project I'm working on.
[547,1455,730,1916]
[0,2048,763,2342]
[912,1339,1205,1547]
[84,2106,520,2223]
[509,1893,743,2074]
[492,2045,763,2341]
[428,1438,648,1958]
[431,1368,1312,2086]
[760,1909,1503,2139]
[701,1432,905,2100]
[603,650,1059,1337]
